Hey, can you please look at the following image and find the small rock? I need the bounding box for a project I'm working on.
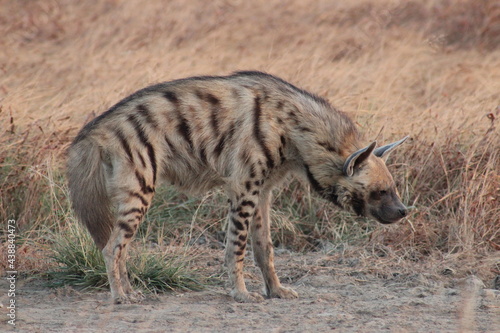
[441,267,455,276]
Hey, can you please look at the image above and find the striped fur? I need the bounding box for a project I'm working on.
[67,71,408,304]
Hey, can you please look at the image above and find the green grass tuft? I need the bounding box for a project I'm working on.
[46,215,202,293]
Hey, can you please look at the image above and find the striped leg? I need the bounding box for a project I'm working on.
[118,243,144,302]
[225,192,264,303]
[104,168,154,304]
[251,191,298,299]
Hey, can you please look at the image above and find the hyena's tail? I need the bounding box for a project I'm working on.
[67,138,113,250]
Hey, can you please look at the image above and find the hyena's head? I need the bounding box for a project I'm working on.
[328,137,409,224]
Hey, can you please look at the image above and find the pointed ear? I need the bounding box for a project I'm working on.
[373,136,409,158]
[343,141,377,177]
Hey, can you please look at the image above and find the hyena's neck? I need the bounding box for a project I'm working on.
[282,97,360,192]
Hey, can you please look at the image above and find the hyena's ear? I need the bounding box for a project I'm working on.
[373,136,409,159]
[343,141,377,177]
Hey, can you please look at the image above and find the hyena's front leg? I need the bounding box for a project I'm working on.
[225,192,264,303]
[251,191,298,299]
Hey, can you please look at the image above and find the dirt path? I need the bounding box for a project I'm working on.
[2,251,499,332]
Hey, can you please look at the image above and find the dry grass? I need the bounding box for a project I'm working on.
[1,0,499,284]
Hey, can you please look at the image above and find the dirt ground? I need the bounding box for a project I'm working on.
[1,249,499,333]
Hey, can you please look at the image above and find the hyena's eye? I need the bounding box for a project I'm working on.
[370,190,387,200]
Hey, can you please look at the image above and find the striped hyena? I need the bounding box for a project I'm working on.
[67,71,408,304]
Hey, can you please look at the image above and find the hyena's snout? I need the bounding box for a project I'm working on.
[370,192,408,224]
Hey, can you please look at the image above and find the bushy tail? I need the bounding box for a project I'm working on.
[67,138,113,250]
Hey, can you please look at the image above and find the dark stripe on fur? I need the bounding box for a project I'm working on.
[298,126,312,132]
[145,142,157,184]
[239,211,251,218]
[129,191,149,206]
[135,170,154,194]
[176,113,193,149]
[279,147,285,164]
[213,136,224,156]
[240,200,255,208]
[214,122,235,157]
[137,104,158,129]
[163,91,179,105]
[304,164,325,194]
[253,96,275,170]
[127,114,149,147]
[121,208,143,216]
[207,94,221,137]
[127,113,157,184]
[114,129,134,163]
[119,222,135,234]
[232,218,245,231]
[280,135,286,146]
[137,152,146,168]
[318,141,338,153]
[164,91,193,148]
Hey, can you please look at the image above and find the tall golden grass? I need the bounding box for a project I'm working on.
[1,0,499,280]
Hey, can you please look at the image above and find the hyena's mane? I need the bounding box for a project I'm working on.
[231,71,330,108]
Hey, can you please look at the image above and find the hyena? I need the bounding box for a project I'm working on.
[67,71,408,304]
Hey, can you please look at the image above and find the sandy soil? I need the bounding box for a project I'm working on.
[2,250,499,333]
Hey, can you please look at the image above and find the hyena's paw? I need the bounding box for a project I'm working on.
[113,291,144,304]
[268,286,299,299]
[127,290,145,303]
[113,295,131,305]
[231,290,265,303]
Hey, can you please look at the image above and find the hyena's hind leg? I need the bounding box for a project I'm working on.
[117,242,144,302]
[251,191,298,299]
[103,167,154,304]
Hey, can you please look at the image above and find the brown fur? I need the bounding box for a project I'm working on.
[67,71,407,304]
